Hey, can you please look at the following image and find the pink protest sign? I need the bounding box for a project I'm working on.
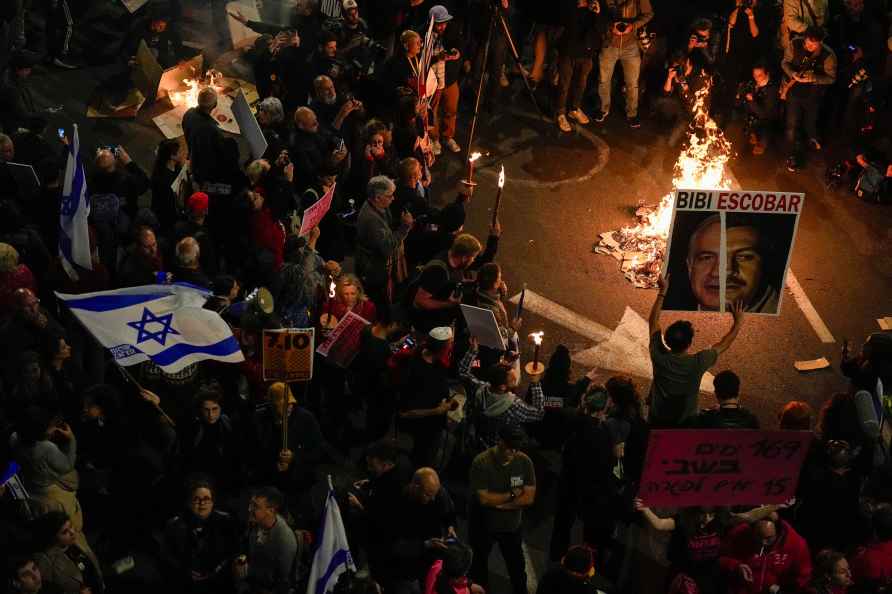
[299,182,336,236]
[638,429,812,507]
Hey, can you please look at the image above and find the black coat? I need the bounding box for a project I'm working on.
[182,108,227,185]
[161,509,239,586]
[0,69,38,134]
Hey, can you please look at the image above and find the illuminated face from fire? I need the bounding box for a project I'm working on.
[687,220,764,310]
[752,67,769,87]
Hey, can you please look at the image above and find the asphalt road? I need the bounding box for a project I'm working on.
[21,13,891,429]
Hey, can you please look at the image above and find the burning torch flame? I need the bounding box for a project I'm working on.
[529,331,543,345]
[469,151,482,163]
[498,165,505,188]
[328,281,336,299]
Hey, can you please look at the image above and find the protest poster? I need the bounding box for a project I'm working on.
[263,328,315,381]
[460,304,507,351]
[226,1,262,50]
[662,188,804,316]
[299,183,336,236]
[133,40,164,105]
[316,311,371,368]
[231,89,268,159]
[4,162,40,195]
[638,429,812,507]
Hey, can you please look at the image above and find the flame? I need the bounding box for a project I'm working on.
[469,151,482,163]
[529,331,543,345]
[168,70,225,109]
[498,165,505,188]
[600,80,733,288]
[328,281,336,298]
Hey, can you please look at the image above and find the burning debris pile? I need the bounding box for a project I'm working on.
[168,69,224,109]
[595,83,733,288]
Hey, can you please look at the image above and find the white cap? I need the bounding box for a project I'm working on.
[429,327,453,341]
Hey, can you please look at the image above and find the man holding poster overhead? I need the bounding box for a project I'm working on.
[663,188,803,316]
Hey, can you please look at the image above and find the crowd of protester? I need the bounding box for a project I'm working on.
[0,0,891,593]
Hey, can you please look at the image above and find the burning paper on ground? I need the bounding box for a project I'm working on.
[596,82,733,288]
[153,73,251,139]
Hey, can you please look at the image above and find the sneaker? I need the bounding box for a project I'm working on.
[556,114,572,132]
[568,109,590,125]
[50,57,78,69]
[808,138,822,151]
[627,115,641,128]
[594,110,609,123]
[444,138,461,153]
[431,140,442,156]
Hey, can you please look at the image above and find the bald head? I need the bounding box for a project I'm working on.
[198,87,218,113]
[0,134,13,162]
[294,106,319,133]
[409,467,441,503]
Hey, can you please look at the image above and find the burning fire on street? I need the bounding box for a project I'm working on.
[168,69,224,109]
[595,84,733,288]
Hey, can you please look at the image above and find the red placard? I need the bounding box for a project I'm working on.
[638,430,813,508]
[299,182,336,237]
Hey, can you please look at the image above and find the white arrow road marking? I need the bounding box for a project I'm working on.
[785,271,835,344]
[508,289,612,342]
[509,290,715,393]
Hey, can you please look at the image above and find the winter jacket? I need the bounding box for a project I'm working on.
[720,519,812,594]
[850,539,892,586]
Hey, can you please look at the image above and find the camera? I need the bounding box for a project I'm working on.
[739,0,753,8]
[614,21,629,33]
[57,128,65,139]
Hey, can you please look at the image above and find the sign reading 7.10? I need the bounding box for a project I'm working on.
[638,430,813,507]
[262,328,315,382]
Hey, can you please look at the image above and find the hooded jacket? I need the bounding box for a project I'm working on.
[719,519,812,594]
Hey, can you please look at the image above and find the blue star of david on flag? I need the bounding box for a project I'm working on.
[127,307,181,346]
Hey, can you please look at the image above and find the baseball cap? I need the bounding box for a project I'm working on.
[429,326,453,341]
[187,192,209,214]
[498,424,527,449]
[342,0,358,9]
[429,5,453,23]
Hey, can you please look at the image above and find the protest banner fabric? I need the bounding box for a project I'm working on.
[299,183,336,236]
[263,328,315,381]
[638,429,812,507]
[662,188,805,316]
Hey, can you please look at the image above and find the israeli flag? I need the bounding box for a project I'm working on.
[307,477,356,594]
[59,124,92,280]
[56,284,244,373]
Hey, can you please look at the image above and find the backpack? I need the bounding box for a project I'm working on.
[396,258,449,314]
[855,165,888,204]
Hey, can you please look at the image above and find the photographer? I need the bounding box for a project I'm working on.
[656,50,710,147]
[595,0,653,128]
[555,0,601,133]
[686,18,720,67]
[89,144,151,221]
[736,63,779,156]
[782,26,837,172]
[426,5,464,156]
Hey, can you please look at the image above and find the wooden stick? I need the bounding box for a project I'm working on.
[118,365,176,428]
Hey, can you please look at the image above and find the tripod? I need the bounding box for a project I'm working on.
[464,0,546,165]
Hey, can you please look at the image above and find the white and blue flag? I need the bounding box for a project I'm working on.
[307,477,356,594]
[59,124,92,280]
[56,284,244,373]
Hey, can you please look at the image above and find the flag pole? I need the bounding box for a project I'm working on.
[59,300,177,427]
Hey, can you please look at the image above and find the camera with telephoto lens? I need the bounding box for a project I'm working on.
[614,21,629,34]
[739,0,753,9]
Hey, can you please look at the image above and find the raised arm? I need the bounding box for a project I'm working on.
[649,274,668,335]
[712,301,745,355]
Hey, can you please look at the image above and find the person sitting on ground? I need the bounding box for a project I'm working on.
[647,275,745,427]
[690,370,760,428]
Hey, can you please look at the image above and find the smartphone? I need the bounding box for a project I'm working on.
[57,128,65,139]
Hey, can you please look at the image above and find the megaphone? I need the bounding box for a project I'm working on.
[239,286,278,332]
[247,287,275,314]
